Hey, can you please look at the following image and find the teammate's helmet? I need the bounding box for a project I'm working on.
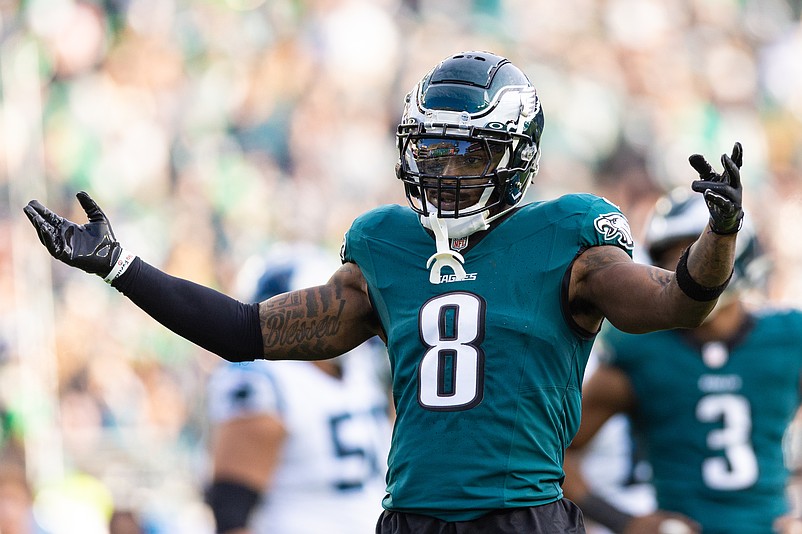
[396,51,544,220]
[237,243,340,302]
[644,188,770,292]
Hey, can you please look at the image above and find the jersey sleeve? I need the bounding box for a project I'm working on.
[579,196,635,257]
[340,211,374,266]
[340,228,356,264]
[207,363,283,423]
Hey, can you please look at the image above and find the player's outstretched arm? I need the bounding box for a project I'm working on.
[24,192,263,361]
[23,192,379,362]
[676,141,743,298]
[572,143,742,334]
[664,142,742,316]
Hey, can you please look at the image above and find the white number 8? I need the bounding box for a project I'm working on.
[418,292,486,411]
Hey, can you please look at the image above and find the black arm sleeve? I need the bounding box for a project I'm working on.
[205,480,261,533]
[111,258,263,362]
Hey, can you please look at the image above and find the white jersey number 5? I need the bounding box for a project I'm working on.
[418,292,486,411]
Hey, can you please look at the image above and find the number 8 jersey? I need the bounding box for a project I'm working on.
[341,194,634,521]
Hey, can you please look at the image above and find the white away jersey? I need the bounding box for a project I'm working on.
[207,340,392,534]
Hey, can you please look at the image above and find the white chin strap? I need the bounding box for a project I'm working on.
[424,214,468,284]
[420,211,490,239]
[419,199,491,239]
[420,199,522,284]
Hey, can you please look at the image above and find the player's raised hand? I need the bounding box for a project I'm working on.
[23,191,123,279]
[689,142,744,235]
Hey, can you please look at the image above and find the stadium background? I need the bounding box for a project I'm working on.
[1,0,802,531]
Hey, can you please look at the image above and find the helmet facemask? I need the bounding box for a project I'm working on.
[398,123,534,220]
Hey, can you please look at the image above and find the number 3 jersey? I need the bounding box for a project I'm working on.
[597,309,802,533]
[341,194,634,521]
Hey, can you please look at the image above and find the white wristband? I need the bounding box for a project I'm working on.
[104,248,137,284]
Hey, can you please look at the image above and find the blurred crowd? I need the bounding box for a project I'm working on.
[1,0,802,531]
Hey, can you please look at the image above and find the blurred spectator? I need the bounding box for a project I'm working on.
[31,471,113,534]
[109,510,144,534]
[0,462,50,534]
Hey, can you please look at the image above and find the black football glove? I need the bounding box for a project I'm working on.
[689,142,744,235]
[23,191,122,277]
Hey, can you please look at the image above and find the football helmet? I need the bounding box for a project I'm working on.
[396,51,544,238]
[644,188,770,293]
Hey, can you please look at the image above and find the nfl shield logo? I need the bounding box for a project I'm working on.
[450,237,469,251]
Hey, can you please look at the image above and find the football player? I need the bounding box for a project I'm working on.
[24,51,743,533]
[205,243,391,534]
[563,188,802,534]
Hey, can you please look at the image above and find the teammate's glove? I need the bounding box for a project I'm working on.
[23,191,124,279]
[689,141,744,235]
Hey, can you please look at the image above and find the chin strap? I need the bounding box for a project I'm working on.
[420,199,490,239]
[425,215,467,284]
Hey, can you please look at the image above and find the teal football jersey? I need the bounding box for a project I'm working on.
[342,194,634,521]
[600,309,802,533]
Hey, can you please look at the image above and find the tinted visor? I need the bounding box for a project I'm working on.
[406,137,505,179]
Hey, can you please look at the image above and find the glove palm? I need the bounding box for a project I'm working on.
[689,142,744,234]
[23,191,121,277]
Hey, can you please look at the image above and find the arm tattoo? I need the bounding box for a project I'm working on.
[584,247,672,289]
[580,245,630,271]
[258,269,356,359]
[261,293,344,347]
[649,267,673,288]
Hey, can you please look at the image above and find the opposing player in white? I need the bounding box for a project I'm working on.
[205,243,392,534]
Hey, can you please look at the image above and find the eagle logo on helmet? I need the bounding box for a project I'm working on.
[520,87,539,118]
[594,212,634,250]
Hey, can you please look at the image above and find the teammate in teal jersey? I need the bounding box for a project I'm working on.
[563,188,802,534]
[24,51,744,533]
